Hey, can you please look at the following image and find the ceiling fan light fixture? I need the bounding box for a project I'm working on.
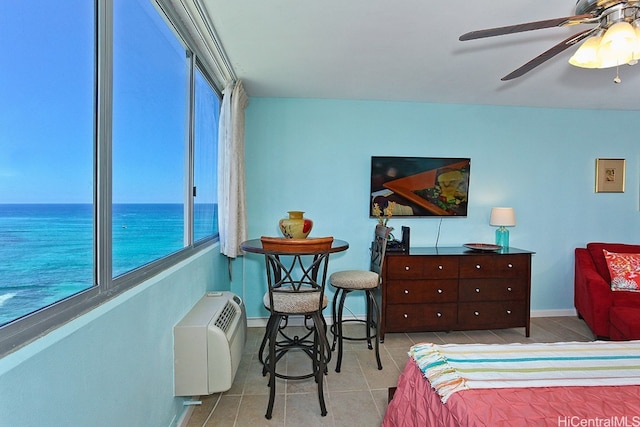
[600,21,636,53]
[570,21,640,69]
[597,46,634,68]
[598,35,635,68]
[569,35,603,68]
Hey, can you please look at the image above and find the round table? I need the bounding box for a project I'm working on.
[240,238,349,254]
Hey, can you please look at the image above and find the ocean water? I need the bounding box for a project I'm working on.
[0,204,213,326]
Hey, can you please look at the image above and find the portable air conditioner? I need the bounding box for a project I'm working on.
[174,291,247,396]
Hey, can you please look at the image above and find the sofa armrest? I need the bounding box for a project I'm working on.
[575,248,613,337]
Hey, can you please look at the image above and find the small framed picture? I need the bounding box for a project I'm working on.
[595,158,625,193]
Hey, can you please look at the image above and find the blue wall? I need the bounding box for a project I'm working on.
[239,98,639,319]
[0,246,229,427]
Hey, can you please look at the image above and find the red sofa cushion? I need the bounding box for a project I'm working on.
[587,243,640,284]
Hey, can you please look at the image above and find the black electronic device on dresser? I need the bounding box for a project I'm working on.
[386,226,410,253]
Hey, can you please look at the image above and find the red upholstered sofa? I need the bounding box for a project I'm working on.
[575,242,640,339]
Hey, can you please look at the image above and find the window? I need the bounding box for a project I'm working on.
[112,0,188,276]
[0,0,222,353]
[193,68,220,242]
[0,0,95,325]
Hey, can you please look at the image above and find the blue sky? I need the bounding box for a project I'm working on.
[0,1,94,203]
[0,0,186,204]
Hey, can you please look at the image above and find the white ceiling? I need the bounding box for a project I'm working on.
[202,0,640,110]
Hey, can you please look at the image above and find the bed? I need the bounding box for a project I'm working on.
[383,341,640,426]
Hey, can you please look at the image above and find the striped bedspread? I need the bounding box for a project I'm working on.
[409,340,640,403]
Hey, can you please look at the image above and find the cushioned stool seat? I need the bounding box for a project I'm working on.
[330,270,379,289]
[609,307,640,340]
[262,290,328,314]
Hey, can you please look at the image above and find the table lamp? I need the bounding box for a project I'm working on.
[490,207,516,248]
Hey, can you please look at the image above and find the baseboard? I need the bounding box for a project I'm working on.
[247,315,345,328]
[531,309,577,317]
[175,402,196,427]
[247,317,269,328]
[247,310,579,328]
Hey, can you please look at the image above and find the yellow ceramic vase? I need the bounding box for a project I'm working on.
[279,211,313,238]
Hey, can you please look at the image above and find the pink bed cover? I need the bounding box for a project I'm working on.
[383,358,640,427]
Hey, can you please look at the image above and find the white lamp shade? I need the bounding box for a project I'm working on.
[490,207,516,227]
[598,41,634,68]
[598,21,636,68]
[601,21,636,53]
[569,35,603,68]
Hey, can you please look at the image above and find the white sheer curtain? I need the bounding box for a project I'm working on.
[217,80,249,258]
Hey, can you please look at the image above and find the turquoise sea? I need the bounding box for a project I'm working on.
[0,204,212,326]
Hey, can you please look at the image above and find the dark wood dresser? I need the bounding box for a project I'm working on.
[380,246,534,340]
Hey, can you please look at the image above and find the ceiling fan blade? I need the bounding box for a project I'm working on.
[500,28,597,81]
[459,14,594,41]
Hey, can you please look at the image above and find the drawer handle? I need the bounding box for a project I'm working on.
[508,263,513,268]
[507,287,512,292]
[403,313,408,318]
[475,264,481,269]
[437,289,443,294]
[475,288,480,293]
[506,310,512,314]
[405,266,410,271]
[474,311,480,316]
[436,312,442,318]
[438,265,443,270]
[404,289,409,294]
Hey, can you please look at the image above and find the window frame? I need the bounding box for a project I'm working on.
[0,0,222,357]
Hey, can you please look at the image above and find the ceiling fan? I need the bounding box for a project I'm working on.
[459,0,640,80]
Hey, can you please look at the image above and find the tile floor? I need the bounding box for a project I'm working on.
[185,316,594,427]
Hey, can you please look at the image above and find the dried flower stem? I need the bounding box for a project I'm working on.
[372,201,396,226]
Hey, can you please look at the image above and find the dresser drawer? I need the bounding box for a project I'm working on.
[386,303,457,330]
[386,255,458,279]
[459,254,528,278]
[459,278,528,302]
[458,301,527,328]
[386,279,458,304]
[386,256,424,278]
[492,254,529,277]
[422,256,458,279]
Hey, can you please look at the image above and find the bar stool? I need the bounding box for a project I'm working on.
[259,236,334,419]
[330,225,391,372]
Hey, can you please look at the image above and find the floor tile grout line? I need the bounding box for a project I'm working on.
[201,393,222,427]
[189,318,595,426]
